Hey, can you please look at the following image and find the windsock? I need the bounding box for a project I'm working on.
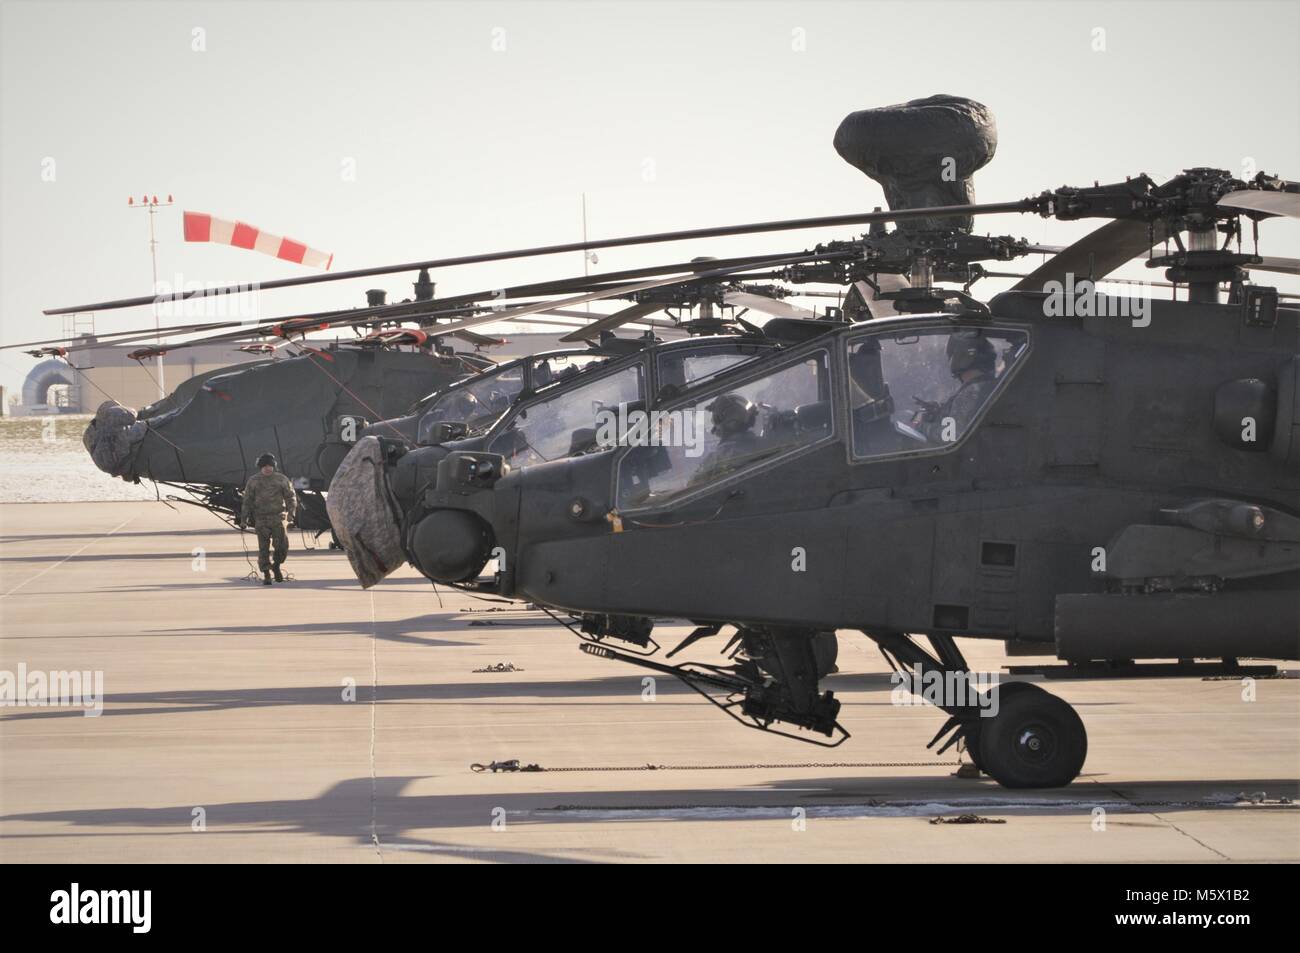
[182,211,333,269]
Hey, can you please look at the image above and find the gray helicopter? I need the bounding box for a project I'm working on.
[328,97,1300,788]
[327,260,863,585]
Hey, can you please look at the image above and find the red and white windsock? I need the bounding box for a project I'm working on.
[182,211,333,270]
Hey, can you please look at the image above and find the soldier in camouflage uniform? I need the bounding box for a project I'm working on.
[239,453,297,585]
[913,331,998,443]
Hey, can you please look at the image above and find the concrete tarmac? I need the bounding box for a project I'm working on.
[1,501,1297,863]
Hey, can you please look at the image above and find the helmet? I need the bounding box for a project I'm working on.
[706,393,758,437]
[256,453,277,469]
[444,390,481,419]
[946,331,996,377]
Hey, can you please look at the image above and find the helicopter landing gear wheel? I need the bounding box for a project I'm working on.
[812,630,839,678]
[977,682,1087,788]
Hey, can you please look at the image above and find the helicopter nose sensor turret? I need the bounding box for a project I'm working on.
[404,452,508,583]
[408,508,494,583]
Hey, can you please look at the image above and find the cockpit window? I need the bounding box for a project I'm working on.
[656,345,765,392]
[416,365,525,444]
[616,350,831,510]
[488,363,645,466]
[530,353,607,393]
[847,326,1028,458]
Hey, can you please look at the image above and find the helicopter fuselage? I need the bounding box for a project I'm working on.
[415,291,1299,661]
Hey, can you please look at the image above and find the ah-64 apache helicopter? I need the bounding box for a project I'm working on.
[32,96,1297,787]
[328,97,1299,789]
[350,263,832,449]
[327,264,850,588]
[26,218,864,534]
[14,273,507,531]
[20,259,744,532]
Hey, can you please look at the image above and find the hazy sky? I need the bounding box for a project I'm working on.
[2,0,1297,396]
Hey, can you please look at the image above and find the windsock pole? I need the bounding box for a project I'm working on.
[129,193,174,399]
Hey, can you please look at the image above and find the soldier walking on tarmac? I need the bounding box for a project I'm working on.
[238,453,297,585]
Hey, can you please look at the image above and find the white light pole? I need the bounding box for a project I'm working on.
[129,193,173,399]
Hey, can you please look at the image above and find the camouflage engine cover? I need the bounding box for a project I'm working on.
[83,401,148,479]
[327,435,407,588]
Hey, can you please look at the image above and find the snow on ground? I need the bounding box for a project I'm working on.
[0,415,156,503]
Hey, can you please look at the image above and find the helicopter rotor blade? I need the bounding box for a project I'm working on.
[64,251,813,343]
[985,269,1300,300]
[422,252,831,340]
[1249,256,1300,276]
[1012,218,1172,292]
[1218,189,1300,219]
[43,200,1035,316]
[721,290,817,320]
[448,329,506,347]
[557,302,663,342]
[539,308,675,329]
[2,318,249,354]
[99,290,694,361]
[500,314,679,335]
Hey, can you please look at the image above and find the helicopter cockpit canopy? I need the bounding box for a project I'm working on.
[488,362,646,466]
[617,349,833,509]
[416,364,525,443]
[413,351,610,446]
[657,346,764,393]
[485,340,774,468]
[614,323,1031,510]
[529,351,607,390]
[848,325,1029,456]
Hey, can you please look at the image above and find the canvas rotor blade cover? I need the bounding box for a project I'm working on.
[327,436,407,588]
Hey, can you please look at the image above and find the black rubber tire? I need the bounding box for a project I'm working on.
[977,682,1087,788]
[812,631,839,678]
[960,681,1033,773]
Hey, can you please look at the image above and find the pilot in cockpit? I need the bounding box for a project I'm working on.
[912,331,998,441]
[688,393,763,485]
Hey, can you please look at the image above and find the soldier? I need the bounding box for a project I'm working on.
[913,331,998,442]
[689,393,764,486]
[238,453,297,585]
